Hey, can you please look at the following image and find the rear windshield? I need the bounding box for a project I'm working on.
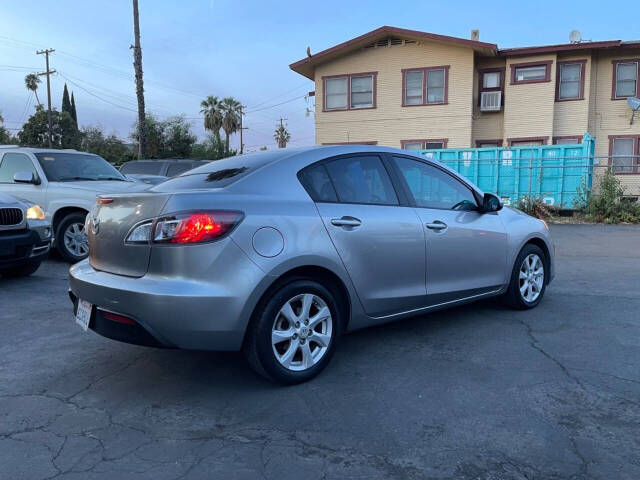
[150,151,285,192]
[120,161,164,175]
[166,163,195,177]
[35,152,126,182]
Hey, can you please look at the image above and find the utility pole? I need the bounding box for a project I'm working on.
[275,117,289,148]
[239,108,248,154]
[36,48,56,148]
[131,0,146,158]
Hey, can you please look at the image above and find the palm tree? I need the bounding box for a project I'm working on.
[219,97,242,155]
[24,73,42,107]
[274,124,291,149]
[200,95,223,144]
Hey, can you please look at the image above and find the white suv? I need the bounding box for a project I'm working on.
[0,147,147,262]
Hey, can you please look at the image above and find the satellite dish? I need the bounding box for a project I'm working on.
[628,97,640,125]
[628,97,640,110]
[569,30,582,44]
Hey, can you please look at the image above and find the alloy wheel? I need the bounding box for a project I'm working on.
[63,222,89,257]
[271,293,333,371]
[519,253,544,303]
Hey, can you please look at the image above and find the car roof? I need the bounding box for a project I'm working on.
[126,158,211,163]
[0,146,90,154]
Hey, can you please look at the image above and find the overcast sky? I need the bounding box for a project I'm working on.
[1,0,638,151]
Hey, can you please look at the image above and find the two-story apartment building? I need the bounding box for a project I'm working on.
[290,26,640,194]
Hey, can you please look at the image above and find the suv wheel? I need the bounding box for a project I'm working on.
[504,244,547,309]
[56,212,89,263]
[244,279,342,384]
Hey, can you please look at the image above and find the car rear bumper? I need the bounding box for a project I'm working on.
[68,247,266,351]
[0,226,51,268]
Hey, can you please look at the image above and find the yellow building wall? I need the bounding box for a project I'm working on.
[552,54,592,139]
[587,49,640,194]
[472,57,506,144]
[503,54,557,144]
[314,41,475,148]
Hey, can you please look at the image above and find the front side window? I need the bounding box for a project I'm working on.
[557,62,584,100]
[511,62,551,84]
[34,152,125,182]
[614,61,638,98]
[393,156,477,210]
[350,75,373,108]
[403,66,448,106]
[324,155,398,205]
[0,153,38,183]
[611,137,637,173]
[325,77,348,110]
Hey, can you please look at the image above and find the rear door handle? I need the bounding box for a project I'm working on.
[331,217,362,227]
[426,221,447,230]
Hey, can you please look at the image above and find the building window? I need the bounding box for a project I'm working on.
[556,61,586,101]
[507,137,548,146]
[610,136,639,174]
[475,140,503,147]
[323,72,377,111]
[401,139,448,150]
[552,136,582,145]
[478,68,505,109]
[510,61,552,85]
[612,60,639,99]
[402,66,449,106]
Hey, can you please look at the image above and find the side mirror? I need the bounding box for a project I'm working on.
[482,193,502,213]
[13,171,40,185]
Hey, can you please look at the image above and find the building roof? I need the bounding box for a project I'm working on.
[290,26,498,79]
[290,26,640,80]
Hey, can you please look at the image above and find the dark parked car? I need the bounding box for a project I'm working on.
[119,159,212,179]
[0,192,51,277]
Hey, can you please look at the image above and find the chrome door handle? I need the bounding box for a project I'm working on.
[426,221,447,230]
[331,217,362,227]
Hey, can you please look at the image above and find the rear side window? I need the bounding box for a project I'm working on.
[324,155,398,205]
[298,164,337,202]
[0,153,38,183]
[166,163,194,177]
[120,161,164,175]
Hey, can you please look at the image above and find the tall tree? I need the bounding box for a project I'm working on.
[130,115,197,159]
[61,83,72,116]
[0,112,11,144]
[131,0,146,158]
[274,123,291,148]
[24,74,42,107]
[81,126,130,165]
[70,92,78,128]
[200,96,223,143]
[219,97,242,155]
[18,107,81,149]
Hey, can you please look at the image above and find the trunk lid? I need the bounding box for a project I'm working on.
[88,193,171,277]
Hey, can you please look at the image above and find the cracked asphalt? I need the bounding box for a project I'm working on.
[1,224,639,479]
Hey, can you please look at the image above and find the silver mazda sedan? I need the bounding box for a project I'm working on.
[70,146,554,384]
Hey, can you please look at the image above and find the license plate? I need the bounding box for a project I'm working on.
[75,299,93,332]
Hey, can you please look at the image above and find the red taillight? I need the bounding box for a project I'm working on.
[153,211,243,244]
[97,198,113,205]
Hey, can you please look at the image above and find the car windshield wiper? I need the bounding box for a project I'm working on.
[58,176,98,181]
[98,177,126,181]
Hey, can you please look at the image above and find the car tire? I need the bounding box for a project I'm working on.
[0,261,42,278]
[244,279,343,385]
[56,212,89,263]
[504,244,548,310]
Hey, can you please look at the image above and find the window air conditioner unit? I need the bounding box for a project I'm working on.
[480,91,502,111]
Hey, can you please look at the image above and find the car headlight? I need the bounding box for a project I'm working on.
[26,205,46,220]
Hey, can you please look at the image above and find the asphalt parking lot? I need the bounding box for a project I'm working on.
[1,224,639,480]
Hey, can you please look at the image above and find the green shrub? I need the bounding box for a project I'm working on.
[577,169,640,223]
[516,195,555,220]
